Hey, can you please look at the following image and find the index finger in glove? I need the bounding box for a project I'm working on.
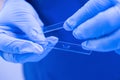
[64,0,116,31]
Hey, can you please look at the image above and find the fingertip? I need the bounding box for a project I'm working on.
[63,22,73,31]
[32,43,44,54]
[46,36,59,45]
[81,41,91,50]
[63,18,77,31]
[73,28,85,39]
[81,41,98,51]
[73,29,79,39]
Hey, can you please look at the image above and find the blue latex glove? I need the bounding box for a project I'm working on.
[0,0,58,63]
[64,0,120,54]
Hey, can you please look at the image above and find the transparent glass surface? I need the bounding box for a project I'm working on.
[44,22,92,55]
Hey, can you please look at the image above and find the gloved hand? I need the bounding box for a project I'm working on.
[64,0,120,54]
[0,0,58,63]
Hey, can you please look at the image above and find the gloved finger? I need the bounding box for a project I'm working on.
[1,36,58,63]
[0,33,44,54]
[63,0,116,31]
[73,6,120,39]
[13,14,45,44]
[81,29,120,52]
